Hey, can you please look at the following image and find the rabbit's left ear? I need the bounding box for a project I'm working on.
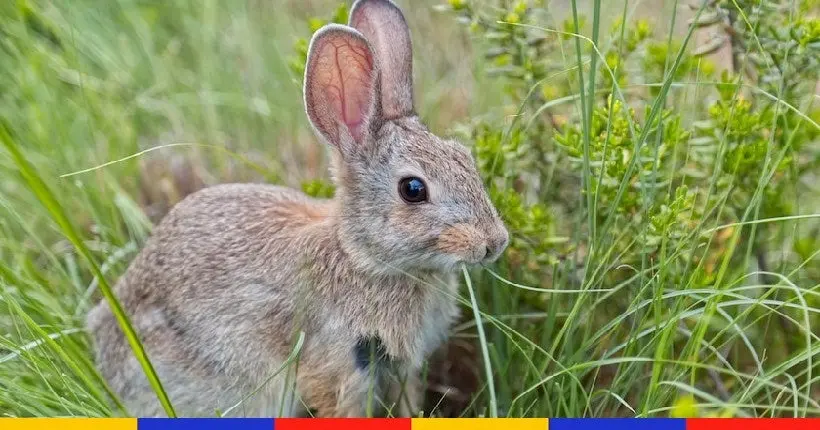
[349,0,414,120]
[303,25,378,155]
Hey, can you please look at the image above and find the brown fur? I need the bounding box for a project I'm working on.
[87,0,507,418]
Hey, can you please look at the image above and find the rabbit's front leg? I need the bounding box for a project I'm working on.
[338,368,382,417]
[296,342,381,417]
[386,366,422,417]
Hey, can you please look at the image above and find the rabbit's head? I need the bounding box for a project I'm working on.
[304,0,507,273]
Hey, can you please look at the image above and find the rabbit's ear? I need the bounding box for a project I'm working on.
[349,0,414,120]
[304,25,378,152]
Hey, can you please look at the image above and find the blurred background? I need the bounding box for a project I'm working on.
[1,0,818,419]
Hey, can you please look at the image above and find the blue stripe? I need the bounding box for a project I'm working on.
[550,418,687,430]
[138,418,273,430]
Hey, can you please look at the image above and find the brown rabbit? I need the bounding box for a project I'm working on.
[87,0,508,418]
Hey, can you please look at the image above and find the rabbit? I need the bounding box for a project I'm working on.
[86,0,508,418]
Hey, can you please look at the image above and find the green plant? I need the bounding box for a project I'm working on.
[436,0,819,417]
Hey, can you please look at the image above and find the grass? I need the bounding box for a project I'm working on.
[1,0,818,419]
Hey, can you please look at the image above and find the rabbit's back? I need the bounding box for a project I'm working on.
[118,182,332,308]
[87,183,330,416]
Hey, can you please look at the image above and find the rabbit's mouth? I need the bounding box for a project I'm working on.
[435,223,508,268]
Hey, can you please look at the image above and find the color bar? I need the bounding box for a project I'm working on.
[552,418,686,430]
[1,418,136,430]
[687,418,819,430]
[275,418,410,429]
[1,417,819,430]
[138,418,273,430]
[411,418,548,430]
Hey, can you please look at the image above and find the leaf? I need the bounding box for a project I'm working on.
[670,394,699,418]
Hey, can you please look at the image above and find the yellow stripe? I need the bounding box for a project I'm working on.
[0,418,137,430]
[412,418,548,430]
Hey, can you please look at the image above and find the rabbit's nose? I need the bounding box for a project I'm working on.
[482,225,509,263]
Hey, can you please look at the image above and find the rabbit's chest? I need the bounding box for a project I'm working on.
[343,275,460,367]
[414,281,460,359]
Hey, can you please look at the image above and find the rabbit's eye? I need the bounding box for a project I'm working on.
[399,177,427,203]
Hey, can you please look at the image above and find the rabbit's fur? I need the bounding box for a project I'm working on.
[87,0,508,418]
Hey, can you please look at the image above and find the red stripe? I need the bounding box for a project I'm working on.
[274,418,411,430]
[687,418,819,430]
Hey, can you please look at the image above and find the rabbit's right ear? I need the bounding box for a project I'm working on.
[304,25,378,154]
[349,0,414,120]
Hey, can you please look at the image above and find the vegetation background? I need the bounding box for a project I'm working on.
[1,0,818,419]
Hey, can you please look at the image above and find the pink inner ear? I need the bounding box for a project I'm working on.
[312,35,375,144]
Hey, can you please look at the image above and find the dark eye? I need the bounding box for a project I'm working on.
[398,177,428,203]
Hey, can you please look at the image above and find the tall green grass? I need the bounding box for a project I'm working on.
[1,0,817,419]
